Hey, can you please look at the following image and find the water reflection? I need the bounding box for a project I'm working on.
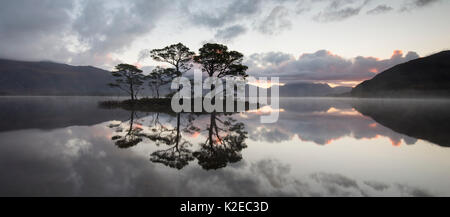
[0,96,130,132]
[110,110,144,149]
[352,99,450,147]
[191,113,248,170]
[109,110,248,170]
[244,99,420,147]
[148,113,195,170]
[101,97,450,173]
[1,97,450,196]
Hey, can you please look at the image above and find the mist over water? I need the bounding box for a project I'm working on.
[0,96,449,196]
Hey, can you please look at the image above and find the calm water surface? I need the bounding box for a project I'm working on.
[0,96,449,196]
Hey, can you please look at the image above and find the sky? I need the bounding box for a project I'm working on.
[0,0,449,86]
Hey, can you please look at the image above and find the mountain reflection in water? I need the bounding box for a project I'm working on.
[0,97,449,196]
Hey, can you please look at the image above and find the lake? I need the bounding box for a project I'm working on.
[0,96,449,196]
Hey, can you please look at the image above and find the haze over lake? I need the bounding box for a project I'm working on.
[1,96,449,196]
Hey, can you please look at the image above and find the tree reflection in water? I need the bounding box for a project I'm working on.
[109,111,248,170]
[110,110,143,149]
[192,112,248,170]
[146,113,195,170]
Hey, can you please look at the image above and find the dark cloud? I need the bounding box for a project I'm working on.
[415,0,440,7]
[246,49,420,82]
[364,181,390,191]
[311,173,362,196]
[396,184,434,197]
[246,52,294,68]
[0,0,169,68]
[314,7,361,22]
[0,0,75,62]
[313,0,370,22]
[214,25,247,41]
[257,6,292,35]
[295,0,313,15]
[186,1,293,37]
[186,0,263,28]
[366,4,394,15]
[0,0,443,68]
[71,0,169,67]
[401,0,441,11]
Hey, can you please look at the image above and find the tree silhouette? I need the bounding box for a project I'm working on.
[193,43,248,79]
[193,43,248,107]
[149,43,195,76]
[148,67,178,98]
[108,64,146,101]
[152,44,253,169]
[141,43,195,97]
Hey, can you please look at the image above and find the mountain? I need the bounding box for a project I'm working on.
[0,59,118,96]
[351,51,450,98]
[0,58,352,97]
[275,82,352,97]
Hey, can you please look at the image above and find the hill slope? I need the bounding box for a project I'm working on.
[0,58,352,97]
[0,59,118,96]
[277,82,351,97]
[351,51,450,98]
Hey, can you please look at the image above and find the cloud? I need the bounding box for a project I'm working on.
[295,0,313,15]
[246,52,294,68]
[314,8,360,22]
[246,49,420,82]
[364,181,390,191]
[312,173,359,188]
[214,25,247,41]
[257,6,292,35]
[313,0,370,22]
[401,0,441,11]
[366,4,394,15]
[187,1,294,37]
[0,0,75,62]
[186,0,263,28]
[396,184,434,197]
[0,0,443,69]
[0,0,169,68]
[71,0,169,67]
[414,0,440,7]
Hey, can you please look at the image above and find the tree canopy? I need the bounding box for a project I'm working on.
[108,64,146,101]
[149,43,195,75]
[148,67,178,98]
[193,43,248,78]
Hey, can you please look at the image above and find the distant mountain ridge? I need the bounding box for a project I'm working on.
[351,51,450,98]
[0,58,352,97]
[273,82,351,97]
[0,59,118,96]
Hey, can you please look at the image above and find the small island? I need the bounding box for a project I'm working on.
[101,43,257,114]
